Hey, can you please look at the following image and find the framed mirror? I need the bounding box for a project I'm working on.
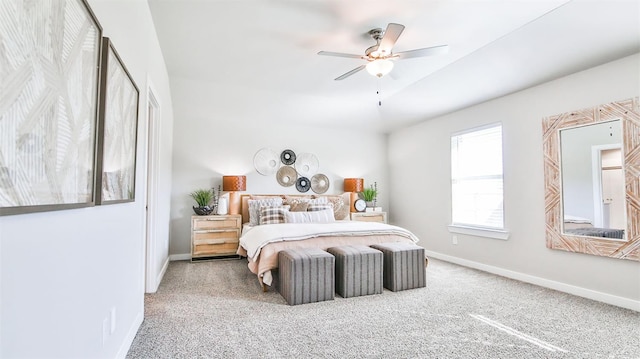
[542,97,639,261]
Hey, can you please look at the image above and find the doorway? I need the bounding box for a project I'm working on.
[591,145,625,229]
[145,88,161,293]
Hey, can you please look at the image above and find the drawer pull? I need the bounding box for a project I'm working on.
[195,229,236,234]
[196,239,239,245]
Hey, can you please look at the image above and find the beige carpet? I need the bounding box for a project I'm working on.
[126,258,639,358]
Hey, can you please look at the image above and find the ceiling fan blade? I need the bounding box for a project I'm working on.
[335,64,366,80]
[377,23,405,56]
[318,51,363,59]
[395,45,449,59]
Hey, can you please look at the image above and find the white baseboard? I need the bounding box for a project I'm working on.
[169,253,191,261]
[115,310,143,359]
[157,256,169,282]
[425,250,640,312]
[145,257,170,294]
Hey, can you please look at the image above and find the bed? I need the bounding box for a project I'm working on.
[564,227,625,239]
[562,215,625,239]
[235,194,421,290]
[563,215,593,230]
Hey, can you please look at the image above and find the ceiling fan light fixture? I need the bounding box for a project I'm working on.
[366,59,393,78]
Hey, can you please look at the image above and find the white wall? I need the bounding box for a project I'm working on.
[388,54,640,308]
[168,76,389,256]
[0,1,174,357]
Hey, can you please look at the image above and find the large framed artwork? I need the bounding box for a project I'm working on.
[94,37,140,205]
[0,0,103,216]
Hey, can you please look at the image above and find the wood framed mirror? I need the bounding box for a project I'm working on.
[542,97,639,261]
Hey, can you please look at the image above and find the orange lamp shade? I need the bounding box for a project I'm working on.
[222,175,246,191]
[343,178,364,192]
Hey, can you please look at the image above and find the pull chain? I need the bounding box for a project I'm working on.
[377,78,382,106]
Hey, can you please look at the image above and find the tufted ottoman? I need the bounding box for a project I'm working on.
[278,248,335,305]
[327,245,383,298]
[370,242,426,292]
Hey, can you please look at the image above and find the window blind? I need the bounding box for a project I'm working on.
[451,124,504,229]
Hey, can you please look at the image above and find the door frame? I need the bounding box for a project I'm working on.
[591,143,622,228]
[144,85,161,293]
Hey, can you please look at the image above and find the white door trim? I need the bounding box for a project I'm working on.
[591,143,622,228]
[144,84,161,293]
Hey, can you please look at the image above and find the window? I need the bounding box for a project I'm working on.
[450,124,505,232]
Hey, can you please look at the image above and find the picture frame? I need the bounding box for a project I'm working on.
[95,37,140,205]
[0,0,103,216]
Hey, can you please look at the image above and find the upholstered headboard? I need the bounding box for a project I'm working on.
[239,193,353,225]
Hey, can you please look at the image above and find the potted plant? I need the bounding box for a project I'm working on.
[190,188,216,215]
[359,182,378,208]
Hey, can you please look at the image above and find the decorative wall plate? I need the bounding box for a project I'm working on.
[296,177,311,192]
[280,149,296,165]
[276,166,297,187]
[311,174,330,194]
[253,148,280,176]
[295,153,319,177]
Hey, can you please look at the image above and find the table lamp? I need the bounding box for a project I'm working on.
[343,178,364,212]
[223,175,246,215]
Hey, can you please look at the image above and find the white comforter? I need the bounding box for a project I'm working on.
[239,221,419,261]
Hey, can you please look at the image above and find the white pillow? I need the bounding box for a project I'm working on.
[284,208,335,224]
[248,198,283,226]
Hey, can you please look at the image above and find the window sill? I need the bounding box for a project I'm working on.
[447,224,510,240]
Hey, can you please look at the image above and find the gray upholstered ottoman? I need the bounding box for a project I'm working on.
[278,248,335,305]
[370,242,426,292]
[327,245,383,298]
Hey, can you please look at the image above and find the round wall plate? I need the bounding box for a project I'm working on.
[311,174,330,194]
[296,176,311,192]
[295,153,319,177]
[276,166,297,187]
[280,149,296,165]
[253,148,280,176]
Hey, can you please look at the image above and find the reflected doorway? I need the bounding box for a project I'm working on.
[593,146,625,229]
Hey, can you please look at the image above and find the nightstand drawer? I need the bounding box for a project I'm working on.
[351,212,387,224]
[193,229,240,242]
[193,216,241,230]
[193,241,239,256]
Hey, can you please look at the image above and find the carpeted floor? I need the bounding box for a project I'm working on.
[126,258,639,358]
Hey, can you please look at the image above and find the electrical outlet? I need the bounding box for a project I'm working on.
[452,235,458,245]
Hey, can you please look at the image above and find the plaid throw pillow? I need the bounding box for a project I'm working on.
[259,205,290,225]
[248,198,283,225]
[307,203,332,212]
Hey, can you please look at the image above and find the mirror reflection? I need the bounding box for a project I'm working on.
[560,120,625,240]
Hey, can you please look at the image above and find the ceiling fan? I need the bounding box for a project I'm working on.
[318,23,448,80]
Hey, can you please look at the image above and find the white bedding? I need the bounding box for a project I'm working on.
[239,221,419,261]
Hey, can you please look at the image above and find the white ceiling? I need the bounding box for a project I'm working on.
[147,0,640,133]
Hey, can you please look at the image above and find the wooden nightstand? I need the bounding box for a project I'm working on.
[351,212,387,224]
[191,214,242,261]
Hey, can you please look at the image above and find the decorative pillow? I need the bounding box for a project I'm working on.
[248,198,283,226]
[310,194,349,220]
[324,195,350,220]
[284,209,335,224]
[244,195,282,222]
[307,203,333,212]
[284,196,327,205]
[259,205,290,225]
[288,202,309,212]
[251,195,283,200]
